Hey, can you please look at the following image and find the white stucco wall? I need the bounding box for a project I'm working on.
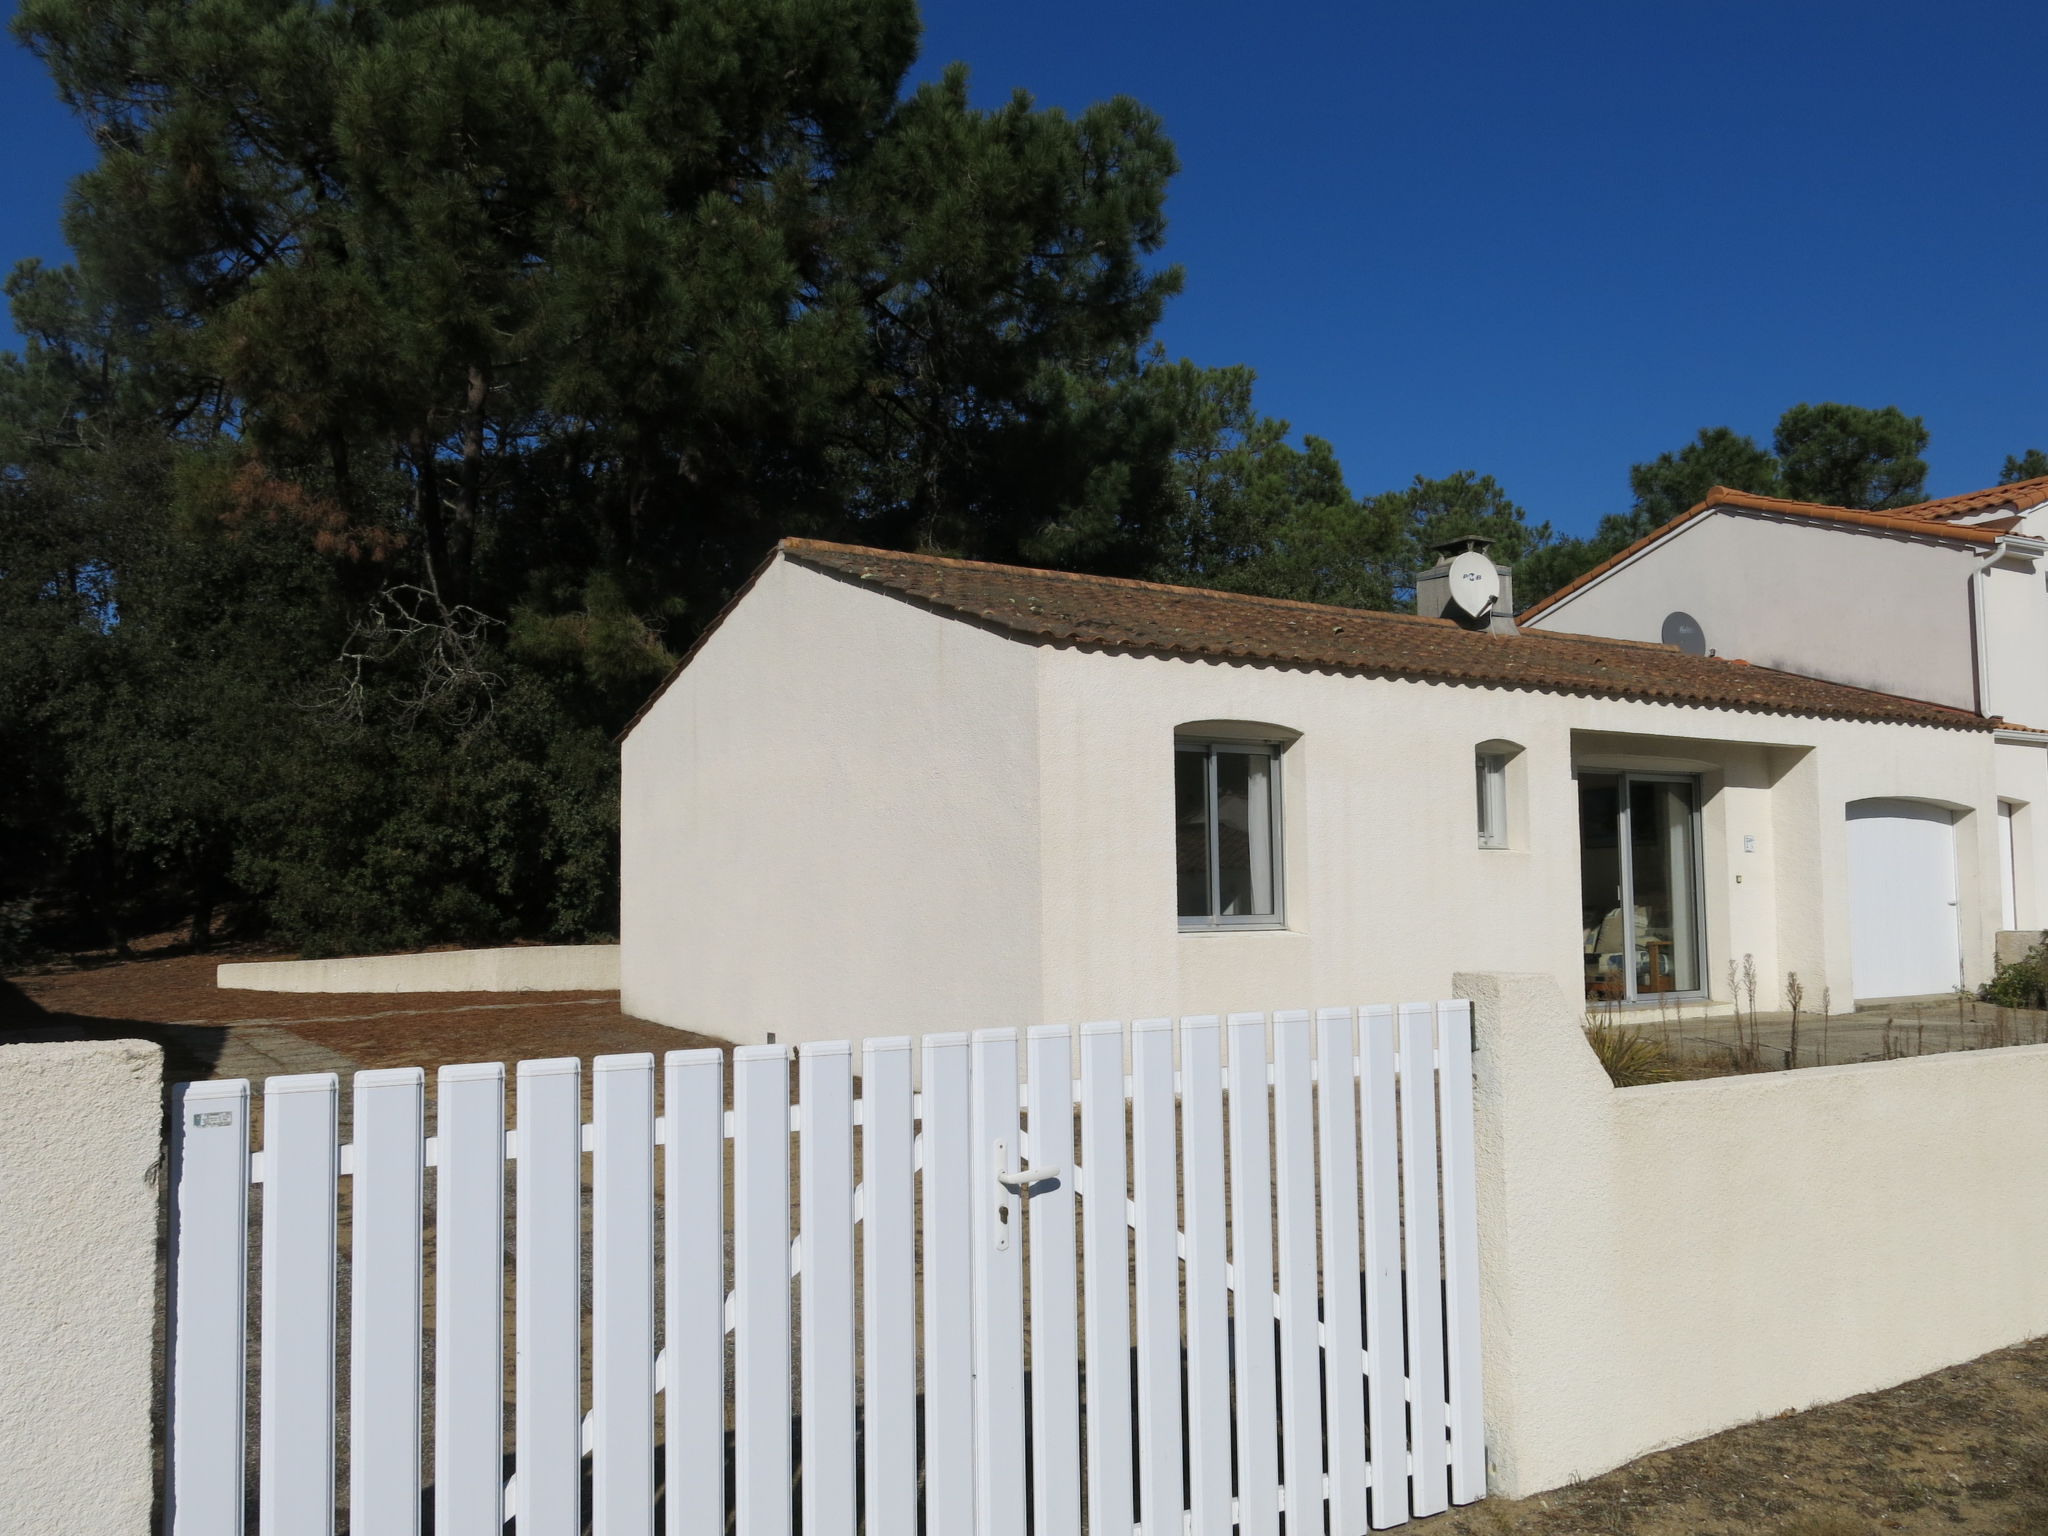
[621,558,1043,1042]
[1996,736,2048,933]
[0,1038,163,1534]
[1035,643,1996,1023]
[1527,510,1980,710]
[1984,553,2048,729]
[623,555,2006,1043]
[1462,971,2048,1499]
[218,943,619,993]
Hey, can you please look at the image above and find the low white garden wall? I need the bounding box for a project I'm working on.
[1461,970,2048,1500]
[218,943,619,994]
[0,1037,162,1534]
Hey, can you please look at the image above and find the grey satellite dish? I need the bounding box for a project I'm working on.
[1445,550,1502,621]
[1661,611,1707,656]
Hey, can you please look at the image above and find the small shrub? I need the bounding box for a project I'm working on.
[1981,935,2048,1009]
[1584,1021,1678,1086]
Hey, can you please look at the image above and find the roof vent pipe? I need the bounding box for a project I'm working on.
[1414,534,1519,634]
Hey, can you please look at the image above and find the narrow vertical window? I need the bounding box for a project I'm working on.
[1476,751,1509,849]
[1176,740,1283,928]
[1999,800,2019,932]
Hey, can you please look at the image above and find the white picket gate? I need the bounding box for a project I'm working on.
[164,1003,1483,1534]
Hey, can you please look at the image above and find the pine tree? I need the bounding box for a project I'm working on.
[3,0,1307,953]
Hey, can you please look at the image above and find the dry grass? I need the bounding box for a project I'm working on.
[1582,1022,1679,1086]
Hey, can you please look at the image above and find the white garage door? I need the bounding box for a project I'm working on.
[1846,799,1961,1000]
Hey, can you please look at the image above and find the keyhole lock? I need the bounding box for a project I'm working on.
[991,1139,1061,1252]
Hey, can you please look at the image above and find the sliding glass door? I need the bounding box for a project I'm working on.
[1578,772,1705,1003]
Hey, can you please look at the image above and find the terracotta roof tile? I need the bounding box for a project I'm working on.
[771,539,1990,732]
[1518,486,2002,623]
[1891,474,2048,521]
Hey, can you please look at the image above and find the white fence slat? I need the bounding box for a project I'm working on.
[860,1040,917,1536]
[799,1044,857,1536]
[1077,1022,1134,1536]
[167,1079,250,1536]
[350,1068,425,1536]
[170,997,1483,1536]
[594,1054,657,1535]
[1436,1001,1485,1506]
[1026,1026,1082,1536]
[1130,1017,1185,1536]
[1224,1016,1281,1536]
[665,1049,726,1536]
[1180,1017,1233,1536]
[1317,1009,1370,1536]
[1271,1011,1323,1535]
[733,1045,793,1536]
[517,1057,585,1535]
[259,1073,339,1536]
[970,1030,1027,1536]
[1359,1006,1408,1529]
[1399,1004,1451,1518]
[920,1034,975,1536]
[435,1063,506,1536]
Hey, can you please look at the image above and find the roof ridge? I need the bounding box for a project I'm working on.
[778,537,1466,631]
[768,538,1990,732]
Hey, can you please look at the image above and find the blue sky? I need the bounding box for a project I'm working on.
[5,1,2045,537]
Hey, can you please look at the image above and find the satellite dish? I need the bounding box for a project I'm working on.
[1445,550,1501,621]
[1661,611,1707,656]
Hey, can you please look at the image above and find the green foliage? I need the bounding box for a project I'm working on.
[2002,448,2048,484]
[1627,425,1781,526]
[0,0,1346,957]
[1371,471,1555,603]
[1144,361,1391,606]
[1979,937,2048,1010]
[1773,402,1929,510]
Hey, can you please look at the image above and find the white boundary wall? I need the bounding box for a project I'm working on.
[0,1038,163,1534]
[218,943,619,994]
[1462,970,2048,1499]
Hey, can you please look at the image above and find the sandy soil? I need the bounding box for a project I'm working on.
[0,950,719,1083]
[1421,1335,2048,1536]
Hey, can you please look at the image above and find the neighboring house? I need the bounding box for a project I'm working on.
[620,538,2008,1046]
[1522,477,2048,993]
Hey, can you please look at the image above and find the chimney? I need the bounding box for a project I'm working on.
[1414,534,1518,634]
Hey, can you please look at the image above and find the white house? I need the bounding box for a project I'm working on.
[1521,477,2048,972]
[620,538,2008,1045]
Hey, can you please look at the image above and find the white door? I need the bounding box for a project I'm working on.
[1846,799,1961,999]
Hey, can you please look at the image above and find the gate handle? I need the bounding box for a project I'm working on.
[993,1140,1062,1252]
[997,1166,1061,1193]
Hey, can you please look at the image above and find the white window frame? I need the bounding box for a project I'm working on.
[1477,751,1510,849]
[1176,738,1286,932]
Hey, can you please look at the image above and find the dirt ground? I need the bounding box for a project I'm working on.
[0,949,720,1084]
[1587,993,2048,1082]
[1417,1334,2048,1536]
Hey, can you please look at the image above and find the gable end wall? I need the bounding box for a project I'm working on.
[1527,512,1979,711]
[620,556,1043,1043]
